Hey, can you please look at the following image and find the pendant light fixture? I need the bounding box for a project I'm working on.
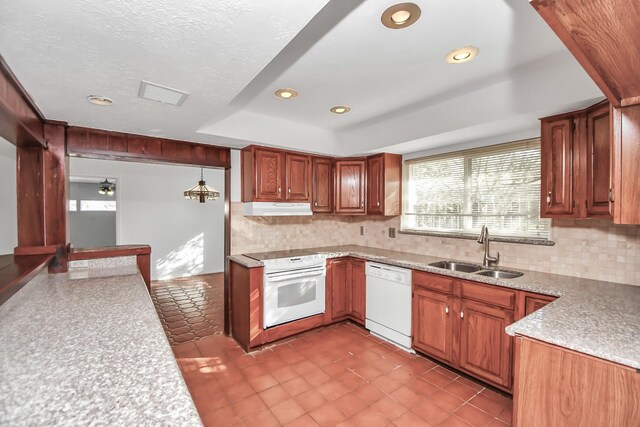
[184,168,220,203]
[98,179,115,196]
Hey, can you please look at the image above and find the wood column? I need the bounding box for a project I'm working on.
[43,123,68,272]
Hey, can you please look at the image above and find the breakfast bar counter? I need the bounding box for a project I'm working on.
[0,264,201,426]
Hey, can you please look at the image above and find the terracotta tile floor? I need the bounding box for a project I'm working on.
[151,273,224,345]
[173,323,513,427]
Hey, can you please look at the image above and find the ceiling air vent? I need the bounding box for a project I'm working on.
[138,80,190,106]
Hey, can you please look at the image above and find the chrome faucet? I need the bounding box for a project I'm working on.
[477,225,499,268]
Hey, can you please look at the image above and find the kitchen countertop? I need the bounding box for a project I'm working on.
[0,265,202,426]
[230,244,640,369]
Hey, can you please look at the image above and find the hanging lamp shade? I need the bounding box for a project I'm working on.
[98,179,115,196]
[184,168,220,203]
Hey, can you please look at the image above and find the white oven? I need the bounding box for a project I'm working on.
[262,255,326,329]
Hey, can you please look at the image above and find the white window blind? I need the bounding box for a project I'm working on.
[402,139,550,239]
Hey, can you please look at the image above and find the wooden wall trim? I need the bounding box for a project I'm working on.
[0,55,46,148]
[0,254,53,306]
[66,126,230,169]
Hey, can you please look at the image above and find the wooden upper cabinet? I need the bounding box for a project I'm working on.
[586,102,612,217]
[541,116,575,217]
[367,153,402,216]
[349,259,366,324]
[285,153,310,202]
[312,157,333,213]
[540,101,612,219]
[254,148,284,201]
[335,159,366,214]
[458,299,513,388]
[612,105,640,224]
[412,287,454,363]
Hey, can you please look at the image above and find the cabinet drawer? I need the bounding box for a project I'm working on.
[413,270,454,295]
[460,281,515,310]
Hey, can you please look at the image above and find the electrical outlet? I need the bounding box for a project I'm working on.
[71,259,89,269]
[389,227,396,238]
[360,226,364,236]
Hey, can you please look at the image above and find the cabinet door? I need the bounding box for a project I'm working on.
[255,148,283,201]
[367,155,383,214]
[329,259,350,320]
[335,160,366,214]
[312,157,333,213]
[286,154,310,201]
[412,287,454,363]
[541,117,575,216]
[586,103,612,218]
[459,300,513,388]
[349,259,366,324]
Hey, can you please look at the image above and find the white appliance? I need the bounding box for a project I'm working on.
[243,202,312,216]
[259,253,327,328]
[365,262,414,352]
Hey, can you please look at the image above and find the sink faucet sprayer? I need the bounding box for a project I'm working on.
[477,225,499,268]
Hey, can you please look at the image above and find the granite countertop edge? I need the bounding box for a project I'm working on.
[229,245,640,369]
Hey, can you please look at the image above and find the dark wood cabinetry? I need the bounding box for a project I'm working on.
[326,257,366,325]
[349,259,366,323]
[412,287,454,363]
[241,146,310,202]
[254,148,283,200]
[367,153,402,216]
[412,270,516,392]
[541,117,576,216]
[540,101,612,219]
[335,159,366,214]
[311,157,334,213]
[458,300,513,388]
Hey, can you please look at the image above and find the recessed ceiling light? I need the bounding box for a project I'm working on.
[87,95,113,106]
[275,88,299,99]
[330,106,351,114]
[381,3,421,29]
[445,46,480,64]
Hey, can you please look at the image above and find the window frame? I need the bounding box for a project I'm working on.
[401,138,551,242]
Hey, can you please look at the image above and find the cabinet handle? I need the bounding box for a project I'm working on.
[445,304,449,315]
[278,186,281,194]
[360,202,363,208]
[546,191,552,207]
[609,188,614,202]
[460,309,464,319]
[377,201,380,207]
[314,201,318,206]
[288,187,291,194]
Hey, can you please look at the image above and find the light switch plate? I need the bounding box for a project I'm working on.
[389,227,396,238]
[360,226,364,235]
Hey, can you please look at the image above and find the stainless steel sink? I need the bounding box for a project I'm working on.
[429,260,483,273]
[475,270,523,279]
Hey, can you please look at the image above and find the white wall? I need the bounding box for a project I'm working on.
[70,157,225,280]
[0,137,17,254]
[230,149,241,202]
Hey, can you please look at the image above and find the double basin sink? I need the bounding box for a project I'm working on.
[429,260,523,279]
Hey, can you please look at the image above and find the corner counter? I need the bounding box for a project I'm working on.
[0,259,201,425]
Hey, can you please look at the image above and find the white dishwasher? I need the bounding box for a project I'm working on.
[365,262,414,352]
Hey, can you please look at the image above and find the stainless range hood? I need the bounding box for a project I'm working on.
[242,202,313,216]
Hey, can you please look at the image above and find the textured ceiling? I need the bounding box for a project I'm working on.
[0,0,602,156]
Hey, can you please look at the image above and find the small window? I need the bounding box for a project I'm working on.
[402,139,550,240]
[80,200,117,212]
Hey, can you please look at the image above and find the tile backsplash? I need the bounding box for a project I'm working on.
[231,203,640,285]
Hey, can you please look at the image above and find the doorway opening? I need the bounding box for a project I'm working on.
[69,176,118,247]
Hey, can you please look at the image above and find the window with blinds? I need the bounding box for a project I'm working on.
[402,139,550,239]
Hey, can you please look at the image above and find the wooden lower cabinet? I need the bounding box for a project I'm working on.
[326,257,366,324]
[329,258,350,320]
[459,300,513,388]
[412,287,454,363]
[412,271,516,392]
[513,336,640,426]
[349,259,366,324]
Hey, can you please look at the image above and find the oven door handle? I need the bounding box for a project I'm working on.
[266,269,325,282]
